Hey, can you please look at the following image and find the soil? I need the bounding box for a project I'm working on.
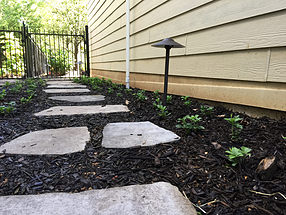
[0,79,285,215]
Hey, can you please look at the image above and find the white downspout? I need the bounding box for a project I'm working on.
[125,0,130,89]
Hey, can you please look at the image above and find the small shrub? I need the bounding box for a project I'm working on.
[156,104,170,118]
[200,105,214,115]
[0,101,16,114]
[134,90,147,101]
[224,114,243,140]
[92,85,99,91]
[106,79,113,85]
[116,93,122,97]
[107,88,114,94]
[225,146,252,166]
[0,89,6,100]
[125,88,133,94]
[181,96,191,106]
[176,115,205,133]
[153,90,160,98]
[20,94,33,104]
[73,78,80,83]
[10,83,23,94]
[153,98,162,107]
[4,82,11,87]
[166,95,172,104]
[112,83,118,89]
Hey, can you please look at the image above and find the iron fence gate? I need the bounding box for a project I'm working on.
[0,23,90,79]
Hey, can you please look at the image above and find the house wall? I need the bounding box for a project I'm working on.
[88,0,286,112]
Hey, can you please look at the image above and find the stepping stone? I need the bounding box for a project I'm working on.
[34,105,129,116]
[46,81,74,85]
[0,127,89,155]
[0,79,17,86]
[102,121,180,148]
[0,182,197,215]
[47,85,87,89]
[44,89,90,94]
[49,95,105,102]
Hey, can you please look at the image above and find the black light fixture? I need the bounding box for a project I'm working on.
[152,38,185,105]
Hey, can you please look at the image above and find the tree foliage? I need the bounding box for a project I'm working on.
[0,0,87,32]
[0,0,44,29]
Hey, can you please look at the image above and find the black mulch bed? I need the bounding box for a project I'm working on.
[0,79,286,215]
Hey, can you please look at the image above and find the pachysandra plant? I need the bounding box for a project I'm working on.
[153,98,162,107]
[156,104,170,118]
[225,146,252,166]
[176,114,205,133]
[166,95,172,104]
[0,89,6,100]
[107,88,114,94]
[153,90,160,98]
[181,96,191,106]
[134,90,147,101]
[224,114,243,140]
[200,105,214,115]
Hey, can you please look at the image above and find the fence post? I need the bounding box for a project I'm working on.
[85,25,90,77]
[22,22,28,78]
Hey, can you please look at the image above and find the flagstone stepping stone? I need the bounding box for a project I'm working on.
[0,182,197,215]
[46,81,74,85]
[0,127,89,155]
[44,88,90,94]
[47,85,87,88]
[0,79,17,86]
[102,121,180,148]
[34,105,129,116]
[49,95,105,102]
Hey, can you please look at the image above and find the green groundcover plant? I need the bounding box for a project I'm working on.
[176,115,205,133]
[225,146,252,166]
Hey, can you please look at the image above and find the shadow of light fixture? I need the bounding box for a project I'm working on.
[152,38,185,105]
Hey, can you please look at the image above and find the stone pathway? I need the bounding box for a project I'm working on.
[102,121,180,148]
[0,80,196,214]
[0,182,196,215]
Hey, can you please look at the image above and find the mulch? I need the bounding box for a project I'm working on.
[0,79,285,215]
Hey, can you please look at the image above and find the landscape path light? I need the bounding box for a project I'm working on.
[152,38,185,105]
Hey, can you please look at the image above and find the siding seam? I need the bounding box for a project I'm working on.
[265,48,272,82]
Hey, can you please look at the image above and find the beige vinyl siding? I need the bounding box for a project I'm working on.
[88,0,286,112]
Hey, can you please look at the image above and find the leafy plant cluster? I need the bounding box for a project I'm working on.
[181,96,191,106]
[134,90,147,101]
[0,101,16,114]
[0,78,45,115]
[152,97,170,118]
[49,51,72,76]
[225,146,252,166]
[176,115,205,133]
[0,89,6,100]
[200,105,214,115]
[224,114,243,140]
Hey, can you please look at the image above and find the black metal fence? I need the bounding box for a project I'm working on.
[0,29,25,78]
[0,23,90,79]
